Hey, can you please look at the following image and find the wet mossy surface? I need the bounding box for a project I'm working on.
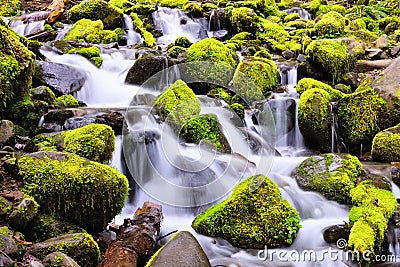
[192,175,301,248]
[371,124,400,162]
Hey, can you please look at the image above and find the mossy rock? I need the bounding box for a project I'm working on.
[180,114,231,153]
[229,103,245,120]
[64,123,115,163]
[168,46,186,58]
[29,233,100,267]
[18,151,129,233]
[174,36,191,48]
[298,89,331,151]
[160,0,188,8]
[348,183,397,260]
[154,80,200,129]
[192,175,301,248]
[8,99,48,131]
[54,95,79,108]
[125,55,172,85]
[230,7,258,33]
[64,19,119,44]
[8,196,39,230]
[186,38,237,93]
[0,0,21,16]
[295,153,362,204]
[232,56,279,103]
[256,18,291,53]
[296,78,343,100]
[67,0,123,29]
[131,13,156,48]
[25,214,85,243]
[371,124,400,162]
[306,39,357,84]
[207,88,232,104]
[31,86,56,104]
[337,88,390,144]
[68,46,103,68]
[0,19,35,115]
[183,3,205,18]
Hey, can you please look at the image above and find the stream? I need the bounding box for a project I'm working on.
[8,6,400,266]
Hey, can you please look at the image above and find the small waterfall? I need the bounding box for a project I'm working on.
[55,24,73,40]
[282,7,312,20]
[388,227,400,258]
[277,61,298,93]
[208,9,221,31]
[6,15,46,36]
[122,14,143,46]
[152,7,208,45]
[330,102,339,153]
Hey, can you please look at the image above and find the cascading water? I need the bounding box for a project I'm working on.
[4,13,46,36]
[282,7,312,20]
[122,14,143,46]
[152,7,208,45]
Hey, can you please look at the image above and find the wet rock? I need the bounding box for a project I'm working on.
[125,55,173,85]
[41,123,63,132]
[365,48,383,59]
[282,50,295,59]
[63,117,96,130]
[31,86,56,104]
[391,166,400,188]
[389,46,400,57]
[297,53,306,62]
[323,224,350,244]
[0,234,18,257]
[0,120,14,144]
[0,255,15,266]
[372,124,400,162]
[95,112,124,135]
[9,197,39,229]
[22,253,44,267]
[355,59,392,73]
[146,231,210,267]
[358,172,392,191]
[342,72,364,90]
[208,30,229,40]
[297,60,327,81]
[28,233,100,267]
[295,153,362,203]
[43,252,80,267]
[34,61,86,95]
[43,110,74,125]
[376,35,388,49]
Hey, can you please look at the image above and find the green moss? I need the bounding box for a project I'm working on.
[0,19,35,115]
[64,123,115,163]
[126,4,154,15]
[306,39,357,84]
[186,38,237,90]
[229,103,245,120]
[296,78,343,100]
[349,18,367,31]
[31,86,56,104]
[9,194,39,229]
[314,11,345,37]
[284,13,300,23]
[0,0,21,16]
[8,99,48,130]
[183,3,205,17]
[25,214,85,242]
[64,19,119,44]
[68,46,103,67]
[193,175,301,248]
[254,49,272,59]
[371,124,400,162]
[160,0,188,8]
[230,32,254,41]
[316,4,346,16]
[338,88,390,144]
[67,0,123,29]
[0,226,13,237]
[348,184,397,259]
[174,36,191,48]
[168,46,185,58]
[207,88,232,104]
[29,233,100,267]
[90,56,103,68]
[54,95,79,108]
[296,153,362,203]
[18,153,129,232]
[131,13,156,47]
[233,56,279,102]
[277,0,295,9]
[0,197,13,216]
[309,0,322,16]
[230,7,258,33]
[180,114,230,153]
[256,18,295,53]
[154,80,200,129]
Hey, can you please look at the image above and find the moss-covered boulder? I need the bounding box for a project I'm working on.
[154,80,200,129]
[295,153,362,204]
[192,175,301,248]
[0,19,35,115]
[131,13,156,48]
[18,151,129,232]
[64,123,115,163]
[125,55,173,85]
[314,11,345,37]
[371,124,400,162]
[337,88,390,144]
[0,0,21,16]
[186,38,237,93]
[28,233,100,267]
[64,19,119,44]
[180,114,231,153]
[68,46,103,68]
[67,0,123,29]
[306,39,357,84]
[31,86,56,105]
[174,36,191,48]
[54,95,79,108]
[207,88,231,104]
[230,7,258,33]
[232,57,279,102]
[296,78,343,100]
[298,89,331,151]
[8,99,48,130]
[43,252,80,267]
[348,183,397,261]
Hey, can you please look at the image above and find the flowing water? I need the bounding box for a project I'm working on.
[282,7,312,20]
[10,14,400,266]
